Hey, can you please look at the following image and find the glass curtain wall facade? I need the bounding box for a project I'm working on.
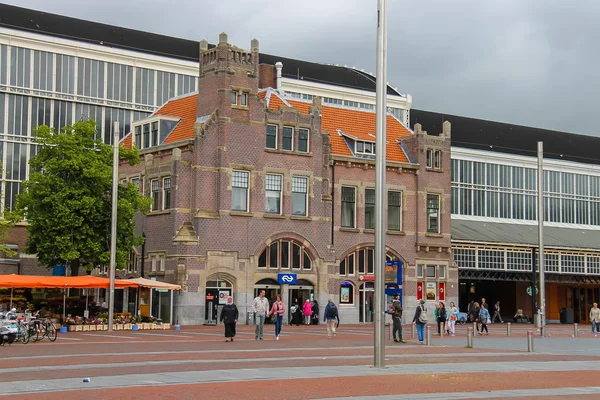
[452,158,600,226]
[0,42,198,210]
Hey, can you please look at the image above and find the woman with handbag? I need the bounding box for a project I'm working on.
[447,302,459,336]
[267,294,286,340]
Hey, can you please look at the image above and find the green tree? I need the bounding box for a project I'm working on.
[13,120,151,275]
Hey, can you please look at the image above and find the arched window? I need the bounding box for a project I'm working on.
[339,248,393,276]
[340,281,355,305]
[258,239,312,270]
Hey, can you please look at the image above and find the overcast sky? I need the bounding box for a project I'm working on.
[8,0,600,136]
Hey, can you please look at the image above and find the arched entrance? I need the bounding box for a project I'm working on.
[359,281,375,323]
[205,275,233,325]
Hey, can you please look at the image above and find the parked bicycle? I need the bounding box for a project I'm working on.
[28,311,57,342]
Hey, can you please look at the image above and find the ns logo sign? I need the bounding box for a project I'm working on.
[277,273,297,285]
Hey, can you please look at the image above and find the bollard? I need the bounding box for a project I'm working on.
[388,322,393,341]
[527,329,534,352]
[574,323,578,337]
[467,327,473,348]
[507,322,511,337]
[411,323,415,339]
[473,322,478,336]
[440,324,444,338]
[425,325,431,346]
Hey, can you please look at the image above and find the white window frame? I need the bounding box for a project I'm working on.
[151,179,160,211]
[427,193,440,233]
[240,92,248,106]
[162,177,172,210]
[282,126,294,151]
[341,186,357,228]
[434,150,441,169]
[231,90,237,105]
[232,170,250,212]
[265,173,283,215]
[355,140,376,155]
[266,124,278,149]
[426,149,433,168]
[292,176,309,217]
[298,128,310,153]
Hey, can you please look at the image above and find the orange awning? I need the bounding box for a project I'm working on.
[0,274,138,289]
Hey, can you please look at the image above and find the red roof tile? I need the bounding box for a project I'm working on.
[159,93,198,144]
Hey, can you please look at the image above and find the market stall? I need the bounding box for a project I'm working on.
[124,278,181,325]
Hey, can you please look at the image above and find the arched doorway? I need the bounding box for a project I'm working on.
[359,281,375,323]
[254,278,280,324]
[205,276,233,325]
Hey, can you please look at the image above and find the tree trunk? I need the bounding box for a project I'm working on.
[70,259,80,277]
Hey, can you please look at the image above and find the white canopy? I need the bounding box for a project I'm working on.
[126,278,181,290]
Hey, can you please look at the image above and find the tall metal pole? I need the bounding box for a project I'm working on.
[374,0,388,369]
[107,122,120,331]
[537,142,545,336]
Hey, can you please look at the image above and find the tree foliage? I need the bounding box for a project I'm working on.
[13,120,151,275]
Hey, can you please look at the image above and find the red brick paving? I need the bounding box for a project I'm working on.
[14,371,600,400]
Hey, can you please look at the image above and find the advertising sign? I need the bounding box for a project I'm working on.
[426,282,436,301]
[218,290,230,305]
[439,282,445,301]
[417,282,423,301]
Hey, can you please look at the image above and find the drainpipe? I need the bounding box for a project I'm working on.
[331,161,335,246]
[275,62,283,91]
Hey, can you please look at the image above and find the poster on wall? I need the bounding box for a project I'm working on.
[218,290,230,305]
[341,287,350,303]
[417,282,423,301]
[439,282,445,301]
[426,282,436,301]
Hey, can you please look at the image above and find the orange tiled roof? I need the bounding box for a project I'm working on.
[159,93,198,144]
[284,96,411,163]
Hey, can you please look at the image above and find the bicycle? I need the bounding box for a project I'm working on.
[28,311,57,342]
[15,318,30,344]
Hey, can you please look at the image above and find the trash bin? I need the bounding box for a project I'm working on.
[247,312,255,325]
[560,308,573,324]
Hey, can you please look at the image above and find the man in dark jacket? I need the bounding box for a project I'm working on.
[220,296,239,342]
[412,300,427,344]
[390,294,405,343]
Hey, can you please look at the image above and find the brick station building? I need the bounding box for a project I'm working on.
[119,34,453,325]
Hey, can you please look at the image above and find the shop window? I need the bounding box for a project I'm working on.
[340,281,354,305]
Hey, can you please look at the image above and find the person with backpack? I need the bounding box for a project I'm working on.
[267,294,286,340]
[438,302,447,336]
[412,300,428,344]
[389,293,405,343]
[323,299,340,339]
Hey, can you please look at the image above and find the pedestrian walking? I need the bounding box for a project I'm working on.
[479,303,490,335]
[389,293,405,343]
[290,298,301,326]
[303,299,313,325]
[434,303,440,335]
[267,294,285,340]
[492,301,504,323]
[413,300,428,344]
[323,299,340,338]
[447,301,459,336]
[590,303,600,334]
[311,300,320,325]
[252,290,269,341]
[438,302,447,336]
[470,301,481,333]
[481,297,488,311]
[219,296,238,342]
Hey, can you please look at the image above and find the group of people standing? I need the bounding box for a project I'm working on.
[219,290,339,341]
[467,297,493,335]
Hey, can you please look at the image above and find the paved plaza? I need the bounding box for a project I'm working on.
[0,323,599,399]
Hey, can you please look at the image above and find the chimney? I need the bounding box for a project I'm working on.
[275,62,283,91]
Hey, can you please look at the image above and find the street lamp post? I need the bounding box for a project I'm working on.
[537,142,545,336]
[107,122,119,331]
[374,0,388,369]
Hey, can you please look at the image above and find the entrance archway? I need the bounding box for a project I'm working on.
[205,275,233,325]
[254,278,280,324]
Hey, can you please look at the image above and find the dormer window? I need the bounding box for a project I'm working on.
[131,116,179,150]
[355,140,376,156]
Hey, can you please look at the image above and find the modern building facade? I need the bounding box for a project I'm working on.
[412,110,600,324]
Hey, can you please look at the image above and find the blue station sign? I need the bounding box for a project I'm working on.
[278,273,297,285]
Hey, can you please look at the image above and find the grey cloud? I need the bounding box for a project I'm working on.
[8,0,600,135]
